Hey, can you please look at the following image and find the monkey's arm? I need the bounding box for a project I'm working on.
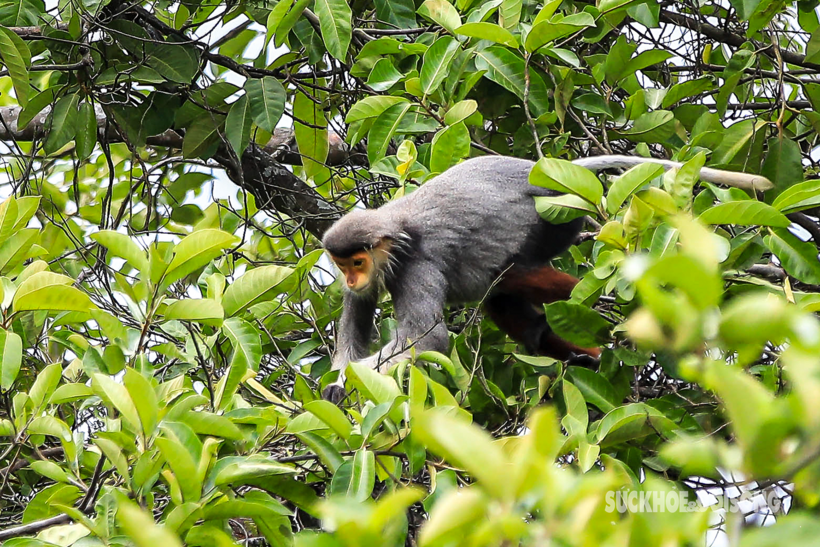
[571,155,774,192]
[331,289,378,371]
[357,261,449,371]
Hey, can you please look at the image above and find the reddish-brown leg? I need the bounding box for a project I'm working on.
[485,265,601,361]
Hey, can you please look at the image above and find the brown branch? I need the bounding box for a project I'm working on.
[659,10,820,71]
[0,514,72,541]
[789,212,820,244]
[0,106,344,238]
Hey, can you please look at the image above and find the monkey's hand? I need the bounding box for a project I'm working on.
[322,383,347,405]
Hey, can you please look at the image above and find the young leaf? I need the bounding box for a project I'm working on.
[417,0,462,33]
[0,328,22,390]
[698,201,791,227]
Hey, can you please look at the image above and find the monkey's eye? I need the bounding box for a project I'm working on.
[353,259,365,268]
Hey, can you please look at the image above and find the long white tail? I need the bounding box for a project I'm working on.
[571,155,774,192]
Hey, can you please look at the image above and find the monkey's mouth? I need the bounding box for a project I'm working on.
[349,283,372,294]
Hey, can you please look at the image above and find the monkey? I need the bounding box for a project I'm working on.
[321,155,774,403]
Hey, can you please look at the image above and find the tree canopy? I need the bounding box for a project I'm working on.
[1,0,820,544]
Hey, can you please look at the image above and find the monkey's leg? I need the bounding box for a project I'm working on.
[496,265,579,304]
[484,294,599,360]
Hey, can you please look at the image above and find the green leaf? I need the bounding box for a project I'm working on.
[93,373,143,432]
[164,298,224,327]
[294,86,329,179]
[314,0,351,60]
[624,50,673,75]
[222,265,294,317]
[155,435,202,502]
[761,136,804,196]
[13,271,95,313]
[606,162,665,214]
[525,13,595,52]
[28,362,61,408]
[455,22,518,47]
[304,400,353,440]
[0,328,22,391]
[218,317,262,409]
[545,301,610,347]
[245,77,287,132]
[413,407,509,498]
[534,194,597,224]
[374,0,417,28]
[698,201,790,227]
[764,228,820,284]
[530,158,604,204]
[420,36,460,96]
[499,0,522,29]
[91,230,150,275]
[366,58,404,92]
[772,180,820,214]
[346,362,401,404]
[430,122,470,173]
[18,87,57,129]
[704,363,775,450]
[0,228,37,274]
[561,379,588,433]
[621,110,675,142]
[28,416,72,441]
[475,47,550,116]
[346,96,409,123]
[50,383,93,404]
[444,100,477,125]
[0,197,16,242]
[367,101,414,164]
[181,410,245,441]
[30,460,71,483]
[226,94,253,157]
[75,102,97,160]
[213,455,296,486]
[330,450,375,502]
[117,500,184,547]
[565,367,619,413]
[275,0,312,47]
[595,403,679,446]
[147,43,199,83]
[43,94,80,154]
[0,27,31,107]
[163,229,238,287]
[662,77,713,108]
[182,115,224,159]
[417,0,461,34]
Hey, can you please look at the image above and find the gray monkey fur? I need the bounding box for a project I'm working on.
[321,155,774,400]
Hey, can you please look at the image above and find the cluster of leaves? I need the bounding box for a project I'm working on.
[2,0,820,544]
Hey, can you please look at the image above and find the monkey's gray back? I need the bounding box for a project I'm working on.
[384,156,581,302]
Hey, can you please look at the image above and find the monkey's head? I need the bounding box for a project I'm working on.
[323,210,396,293]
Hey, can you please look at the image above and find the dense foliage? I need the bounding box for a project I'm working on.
[1,0,820,544]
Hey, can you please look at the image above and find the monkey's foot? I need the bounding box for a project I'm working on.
[567,352,600,367]
[322,384,347,405]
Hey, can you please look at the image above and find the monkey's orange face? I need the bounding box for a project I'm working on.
[331,251,375,293]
